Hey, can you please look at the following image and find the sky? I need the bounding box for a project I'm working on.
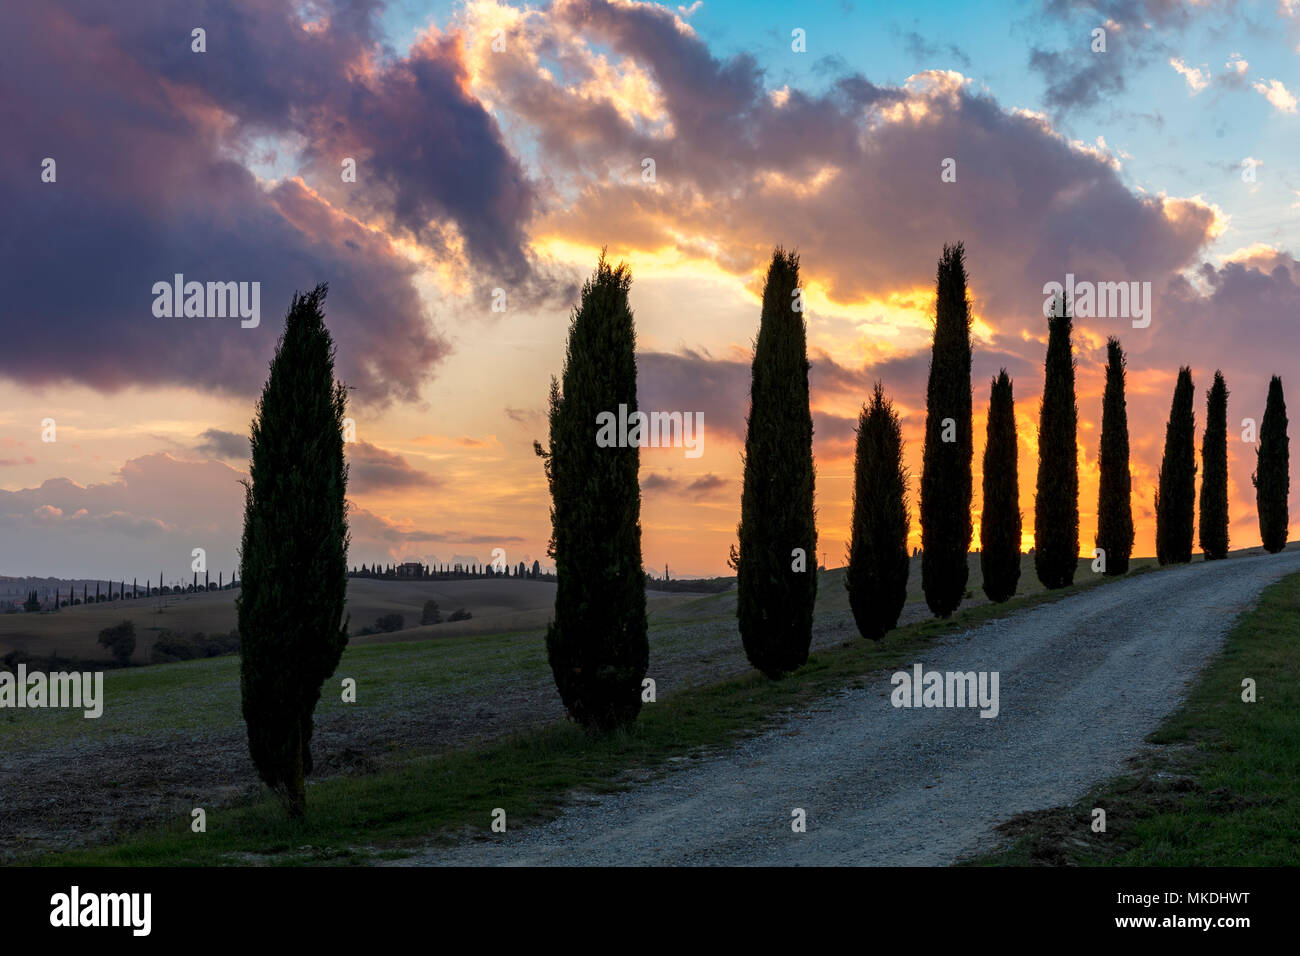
[1,0,1299,580]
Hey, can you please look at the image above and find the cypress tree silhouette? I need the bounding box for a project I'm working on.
[732,247,818,676]
[845,382,910,640]
[980,370,1021,602]
[535,255,648,729]
[237,284,349,818]
[920,243,973,617]
[1034,296,1079,588]
[1095,337,1134,575]
[1198,370,1230,560]
[1253,375,1289,553]
[1155,367,1197,565]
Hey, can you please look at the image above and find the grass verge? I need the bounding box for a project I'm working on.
[965,567,1300,866]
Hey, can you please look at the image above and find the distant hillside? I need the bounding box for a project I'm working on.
[0,577,702,665]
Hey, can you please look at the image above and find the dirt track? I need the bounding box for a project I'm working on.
[404,550,1300,866]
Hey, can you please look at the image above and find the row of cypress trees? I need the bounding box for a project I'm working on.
[840,249,1293,650]
[232,261,1293,814]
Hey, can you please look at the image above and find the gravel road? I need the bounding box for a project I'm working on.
[404,550,1300,866]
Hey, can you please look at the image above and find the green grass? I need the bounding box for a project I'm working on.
[31,568,1132,866]
[966,567,1300,866]
[0,627,552,749]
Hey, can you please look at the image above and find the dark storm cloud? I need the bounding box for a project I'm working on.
[195,429,251,461]
[0,0,542,403]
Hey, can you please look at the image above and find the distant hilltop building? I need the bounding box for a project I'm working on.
[396,561,424,579]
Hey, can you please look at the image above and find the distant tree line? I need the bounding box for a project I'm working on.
[9,573,239,612]
[349,560,550,581]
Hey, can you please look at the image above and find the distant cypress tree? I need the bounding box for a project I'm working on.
[237,284,350,818]
[731,247,818,676]
[980,370,1021,602]
[920,243,973,617]
[1095,337,1134,575]
[1198,371,1230,560]
[845,382,910,640]
[535,255,648,730]
[1155,367,1197,565]
[1253,375,1290,553]
[1034,297,1079,588]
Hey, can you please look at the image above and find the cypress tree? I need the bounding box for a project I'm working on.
[732,247,818,675]
[1253,375,1289,553]
[920,242,973,617]
[1198,370,1230,560]
[980,370,1021,602]
[1034,296,1079,588]
[237,284,349,818]
[1095,337,1134,575]
[1155,367,1197,565]
[844,382,910,640]
[535,255,648,730]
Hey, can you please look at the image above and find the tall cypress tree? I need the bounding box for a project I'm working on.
[845,382,910,640]
[1199,370,1230,560]
[237,284,349,818]
[1155,367,1197,565]
[1095,337,1134,575]
[1034,296,1079,588]
[920,242,973,617]
[980,370,1021,602]
[535,255,648,729]
[733,247,817,676]
[1253,375,1290,553]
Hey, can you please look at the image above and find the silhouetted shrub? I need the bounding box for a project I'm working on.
[420,600,442,625]
[97,620,136,666]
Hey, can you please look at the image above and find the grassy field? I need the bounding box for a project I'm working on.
[0,577,702,663]
[965,567,1300,866]
[28,558,1140,866]
[1,549,1158,665]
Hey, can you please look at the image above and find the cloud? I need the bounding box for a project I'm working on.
[347,506,524,545]
[504,406,544,430]
[1024,1,1219,118]
[472,0,1220,349]
[640,471,730,498]
[638,349,751,442]
[346,441,441,493]
[195,428,250,461]
[0,0,554,404]
[1253,78,1298,113]
[899,29,972,69]
[685,473,728,495]
[1170,57,1210,94]
[0,453,247,577]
